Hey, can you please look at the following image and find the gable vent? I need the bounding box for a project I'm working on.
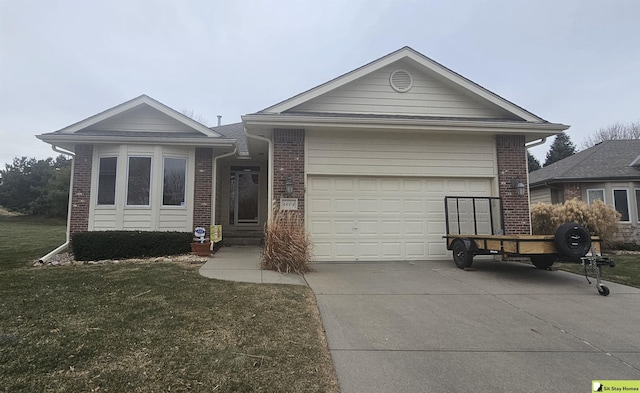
[390,69,413,92]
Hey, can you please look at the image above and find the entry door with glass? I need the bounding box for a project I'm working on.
[229,167,260,225]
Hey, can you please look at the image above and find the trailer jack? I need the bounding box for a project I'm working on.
[581,253,615,296]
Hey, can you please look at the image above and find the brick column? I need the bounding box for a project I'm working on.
[273,129,305,219]
[70,144,93,233]
[563,182,582,201]
[193,148,213,231]
[496,135,530,234]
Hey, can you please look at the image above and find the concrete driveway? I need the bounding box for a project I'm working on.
[305,259,640,393]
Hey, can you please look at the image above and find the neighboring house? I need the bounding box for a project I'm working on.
[37,46,569,261]
[529,139,640,244]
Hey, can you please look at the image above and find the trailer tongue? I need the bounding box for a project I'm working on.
[443,196,615,296]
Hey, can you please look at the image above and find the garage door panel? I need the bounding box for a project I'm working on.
[310,220,332,235]
[382,242,402,257]
[358,199,378,213]
[308,176,492,261]
[335,199,356,213]
[404,199,426,214]
[359,220,379,235]
[335,220,356,235]
[357,179,377,191]
[405,221,425,235]
[309,198,332,214]
[406,242,425,256]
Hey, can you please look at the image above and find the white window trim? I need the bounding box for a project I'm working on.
[126,155,153,207]
[96,155,118,207]
[612,188,631,223]
[586,188,605,205]
[635,188,640,223]
[161,156,188,208]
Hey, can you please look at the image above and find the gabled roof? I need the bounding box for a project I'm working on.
[211,122,248,156]
[259,46,547,123]
[37,95,237,152]
[529,139,640,186]
[51,94,221,137]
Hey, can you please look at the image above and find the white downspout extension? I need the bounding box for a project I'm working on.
[212,147,238,226]
[245,131,273,221]
[525,137,547,148]
[39,145,75,263]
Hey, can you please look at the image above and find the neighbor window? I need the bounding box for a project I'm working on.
[127,157,151,206]
[587,189,605,205]
[97,157,117,205]
[613,189,630,222]
[162,157,187,206]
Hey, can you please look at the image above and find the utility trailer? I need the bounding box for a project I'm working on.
[443,196,615,296]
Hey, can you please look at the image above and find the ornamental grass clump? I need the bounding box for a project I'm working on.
[261,209,312,274]
[531,199,621,247]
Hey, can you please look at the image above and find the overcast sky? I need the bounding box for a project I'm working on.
[1,0,639,168]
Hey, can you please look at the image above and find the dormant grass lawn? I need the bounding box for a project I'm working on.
[557,253,640,289]
[0,215,339,393]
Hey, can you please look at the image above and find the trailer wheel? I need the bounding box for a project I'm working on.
[554,223,591,259]
[598,285,610,296]
[452,240,473,269]
[530,255,555,270]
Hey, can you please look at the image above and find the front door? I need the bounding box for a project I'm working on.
[229,167,260,225]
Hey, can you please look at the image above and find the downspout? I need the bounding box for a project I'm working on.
[39,145,75,263]
[212,147,238,226]
[245,131,273,220]
[525,137,547,148]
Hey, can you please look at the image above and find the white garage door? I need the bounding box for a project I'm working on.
[307,176,492,261]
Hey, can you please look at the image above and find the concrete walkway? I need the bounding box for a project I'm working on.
[199,246,307,285]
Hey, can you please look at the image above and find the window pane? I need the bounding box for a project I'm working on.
[613,189,630,221]
[97,157,117,205]
[127,157,151,205]
[587,189,604,204]
[163,158,186,206]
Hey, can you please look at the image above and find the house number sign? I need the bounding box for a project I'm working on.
[280,198,298,211]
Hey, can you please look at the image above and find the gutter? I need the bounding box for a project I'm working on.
[212,147,238,226]
[39,145,76,263]
[243,114,570,133]
[244,130,273,220]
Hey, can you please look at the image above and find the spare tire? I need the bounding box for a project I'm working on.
[554,222,591,259]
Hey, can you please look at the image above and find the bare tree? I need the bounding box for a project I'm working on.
[181,108,211,126]
[581,121,640,149]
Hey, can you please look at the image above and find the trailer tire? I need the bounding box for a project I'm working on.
[530,255,555,270]
[554,222,591,259]
[452,240,473,269]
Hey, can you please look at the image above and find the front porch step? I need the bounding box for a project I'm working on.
[223,230,264,247]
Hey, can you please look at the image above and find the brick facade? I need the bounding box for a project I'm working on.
[193,148,213,231]
[563,182,582,201]
[69,144,93,233]
[496,135,530,234]
[273,129,305,220]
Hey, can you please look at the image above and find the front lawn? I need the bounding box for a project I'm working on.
[0,216,338,393]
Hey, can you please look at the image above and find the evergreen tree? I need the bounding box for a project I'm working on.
[544,133,576,167]
[527,151,541,172]
[0,155,71,216]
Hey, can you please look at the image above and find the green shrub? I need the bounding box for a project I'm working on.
[531,199,621,246]
[71,231,192,261]
[261,209,312,274]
